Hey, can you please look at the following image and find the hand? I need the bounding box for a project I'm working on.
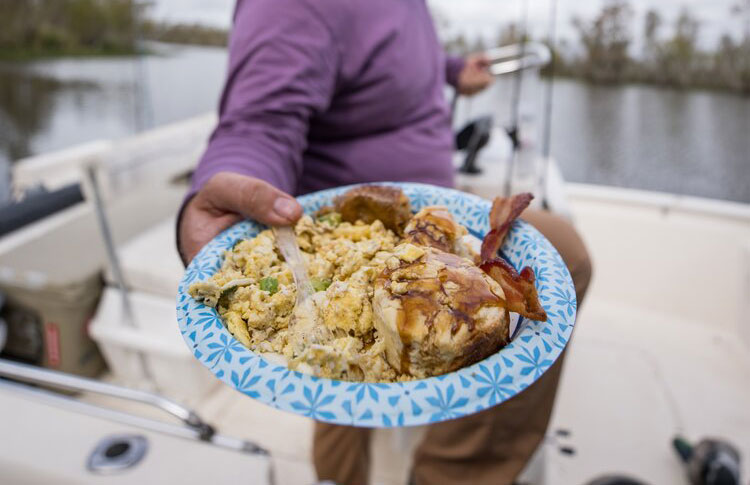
[178,172,303,265]
[457,53,493,96]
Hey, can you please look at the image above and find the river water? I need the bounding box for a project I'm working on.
[1,43,748,204]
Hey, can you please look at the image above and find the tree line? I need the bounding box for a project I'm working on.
[567,0,750,93]
[0,0,139,59]
[446,0,750,95]
[2,0,748,94]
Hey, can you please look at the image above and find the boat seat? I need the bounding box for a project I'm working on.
[111,216,183,299]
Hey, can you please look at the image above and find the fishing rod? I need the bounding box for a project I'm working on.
[131,0,154,132]
[502,0,530,197]
[538,0,559,210]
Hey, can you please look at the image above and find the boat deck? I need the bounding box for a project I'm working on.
[549,298,750,484]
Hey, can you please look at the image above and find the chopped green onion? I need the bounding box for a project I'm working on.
[259,276,279,295]
[317,212,342,226]
[310,278,332,292]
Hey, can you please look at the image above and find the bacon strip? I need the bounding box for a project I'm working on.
[480,193,534,262]
[480,258,547,321]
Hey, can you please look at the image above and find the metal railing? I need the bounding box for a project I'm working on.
[0,358,267,455]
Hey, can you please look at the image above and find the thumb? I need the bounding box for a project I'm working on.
[203,172,303,226]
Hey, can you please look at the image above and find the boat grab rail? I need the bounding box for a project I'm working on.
[485,42,551,76]
[0,359,218,442]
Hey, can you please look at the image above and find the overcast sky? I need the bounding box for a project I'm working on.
[148,0,744,51]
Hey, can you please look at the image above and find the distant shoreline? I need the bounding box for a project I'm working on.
[0,25,226,62]
[3,38,747,98]
[0,47,138,62]
[541,71,750,98]
[0,0,226,62]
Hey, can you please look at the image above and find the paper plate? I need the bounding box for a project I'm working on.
[177,183,576,427]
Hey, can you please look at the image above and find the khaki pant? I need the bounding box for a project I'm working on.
[314,209,593,485]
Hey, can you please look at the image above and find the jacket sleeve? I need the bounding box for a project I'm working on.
[187,0,339,198]
[445,55,465,89]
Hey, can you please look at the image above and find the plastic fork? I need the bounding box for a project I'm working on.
[272,226,313,304]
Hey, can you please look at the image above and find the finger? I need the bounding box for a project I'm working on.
[182,212,240,264]
[475,54,492,69]
[204,173,303,226]
[178,193,242,265]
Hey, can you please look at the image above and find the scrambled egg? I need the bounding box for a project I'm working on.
[189,214,405,382]
[188,187,523,384]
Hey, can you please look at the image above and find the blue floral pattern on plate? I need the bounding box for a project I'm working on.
[177,183,576,427]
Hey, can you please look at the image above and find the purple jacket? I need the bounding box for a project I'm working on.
[189,0,464,199]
